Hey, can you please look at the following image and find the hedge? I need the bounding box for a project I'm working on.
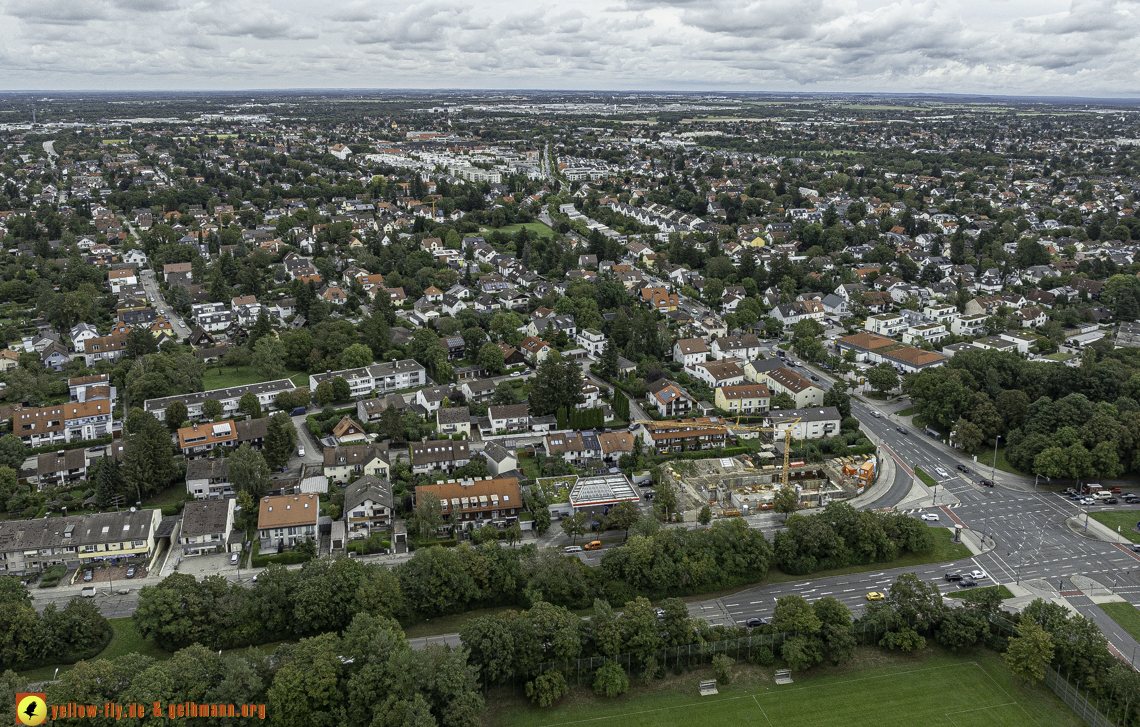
[26,435,114,457]
[250,541,315,567]
[39,563,68,588]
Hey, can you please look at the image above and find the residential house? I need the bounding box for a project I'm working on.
[763,407,842,441]
[647,378,695,417]
[179,499,236,555]
[437,407,471,438]
[185,458,232,499]
[483,442,518,477]
[951,314,989,337]
[70,323,100,353]
[597,432,636,464]
[641,417,731,453]
[308,360,426,400]
[544,431,601,466]
[673,338,710,367]
[410,440,471,475]
[41,342,70,372]
[518,336,553,364]
[416,477,522,532]
[576,328,606,356]
[0,349,19,372]
[144,379,296,422]
[344,475,395,538]
[323,444,390,483]
[177,420,241,458]
[0,509,161,575]
[710,334,763,361]
[760,367,825,408]
[332,415,368,444]
[257,494,319,551]
[36,449,88,486]
[687,360,746,388]
[415,385,453,414]
[714,384,772,415]
[865,313,906,337]
[488,404,529,435]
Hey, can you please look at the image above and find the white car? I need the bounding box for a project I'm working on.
[1080,497,1095,505]
[297,446,305,457]
[510,371,521,377]
[935,467,950,479]
[562,545,584,554]
[969,569,987,580]
[920,513,940,521]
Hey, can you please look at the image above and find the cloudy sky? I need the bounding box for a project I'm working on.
[0,0,1137,96]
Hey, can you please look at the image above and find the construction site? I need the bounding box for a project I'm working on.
[663,451,878,521]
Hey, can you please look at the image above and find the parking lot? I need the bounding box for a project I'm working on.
[76,563,147,584]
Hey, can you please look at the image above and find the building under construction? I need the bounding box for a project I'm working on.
[664,452,877,520]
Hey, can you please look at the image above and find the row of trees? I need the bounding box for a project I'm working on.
[0,579,112,671]
[773,502,935,575]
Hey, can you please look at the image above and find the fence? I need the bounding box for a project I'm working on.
[990,615,1122,727]
[1042,665,1117,727]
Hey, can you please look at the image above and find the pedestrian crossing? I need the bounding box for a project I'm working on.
[901,504,963,514]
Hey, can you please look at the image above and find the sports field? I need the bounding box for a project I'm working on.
[490,651,1081,727]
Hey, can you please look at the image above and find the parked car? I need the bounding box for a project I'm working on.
[945,573,963,582]
[745,617,768,628]
[230,553,240,565]
[510,371,521,377]
[83,569,93,582]
[584,540,603,550]
[956,465,970,473]
[290,406,307,416]
[1105,498,1119,504]
[920,513,940,521]
[125,565,136,579]
[297,445,305,457]
[959,579,978,588]
[562,545,584,554]
[81,586,96,598]
[654,608,666,621]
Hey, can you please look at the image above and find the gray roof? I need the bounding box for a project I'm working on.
[144,379,295,413]
[0,509,160,554]
[343,475,394,514]
[482,442,516,464]
[185,458,228,482]
[764,406,842,423]
[436,406,471,424]
[180,499,231,538]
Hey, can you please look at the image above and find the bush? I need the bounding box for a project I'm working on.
[750,646,775,666]
[594,661,629,698]
[712,653,734,684]
[39,564,67,588]
[526,671,569,707]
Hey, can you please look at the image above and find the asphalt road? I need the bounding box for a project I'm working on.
[139,269,192,335]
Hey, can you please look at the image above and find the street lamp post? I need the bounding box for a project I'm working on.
[991,435,1001,482]
[1034,474,1049,492]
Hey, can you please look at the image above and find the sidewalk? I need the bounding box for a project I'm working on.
[1065,514,1129,543]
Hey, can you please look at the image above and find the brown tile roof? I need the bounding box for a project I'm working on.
[258,493,319,529]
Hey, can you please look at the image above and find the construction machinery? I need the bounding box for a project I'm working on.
[633,415,802,491]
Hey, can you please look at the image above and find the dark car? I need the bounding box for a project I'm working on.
[745,617,768,628]
[1132,544,1140,553]
[896,427,908,434]
[956,464,970,473]
[125,565,137,579]
[978,479,994,487]
[810,375,821,382]
[83,569,93,582]
[959,579,978,588]
[1105,498,1119,504]
[1068,493,1081,500]
[945,573,962,582]
[1126,495,1140,504]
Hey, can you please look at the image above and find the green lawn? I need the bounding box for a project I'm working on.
[974,446,1026,476]
[485,222,555,239]
[487,648,1081,727]
[1100,602,1140,642]
[896,407,915,417]
[946,584,1016,600]
[201,366,305,391]
[1089,511,1140,544]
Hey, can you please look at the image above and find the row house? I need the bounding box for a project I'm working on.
[308,359,427,399]
[12,398,114,446]
[641,417,731,454]
[83,331,130,367]
[416,477,522,532]
[144,379,296,422]
[710,334,763,361]
[544,430,601,466]
[257,494,319,551]
[323,443,390,483]
[344,475,395,538]
[179,499,237,556]
[0,508,161,575]
[410,439,471,475]
[714,384,772,415]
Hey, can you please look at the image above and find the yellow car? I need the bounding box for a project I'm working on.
[866,591,886,601]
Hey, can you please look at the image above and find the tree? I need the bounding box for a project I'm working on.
[593,661,629,698]
[771,392,796,410]
[228,444,271,497]
[0,580,37,669]
[698,504,712,525]
[340,343,373,370]
[124,327,158,360]
[165,400,189,431]
[315,380,334,406]
[331,377,351,403]
[1005,616,1054,683]
[823,387,851,418]
[202,398,224,420]
[121,412,174,502]
[867,363,899,395]
[475,342,505,375]
[252,336,286,381]
[774,486,798,521]
[412,492,443,540]
[607,501,640,539]
[238,392,262,419]
[264,412,298,470]
[91,456,124,508]
[0,437,28,470]
[529,352,585,416]
[952,417,984,454]
[598,339,619,380]
[560,511,588,544]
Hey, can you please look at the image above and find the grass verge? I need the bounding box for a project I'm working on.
[484,646,1082,727]
[896,407,915,417]
[974,446,1026,477]
[484,222,555,239]
[202,366,305,391]
[915,467,937,487]
[945,584,1016,600]
[1100,602,1140,642]
[1089,511,1140,544]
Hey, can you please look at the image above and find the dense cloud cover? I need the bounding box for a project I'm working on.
[1,0,1138,94]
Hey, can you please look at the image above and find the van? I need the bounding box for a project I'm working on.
[81,586,96,598]
[584,541,603,551]
[1094,491,1113,501]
